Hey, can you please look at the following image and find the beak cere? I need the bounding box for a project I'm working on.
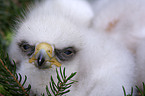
[29,42,61,68]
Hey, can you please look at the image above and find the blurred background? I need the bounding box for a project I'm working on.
[0,0,36,51]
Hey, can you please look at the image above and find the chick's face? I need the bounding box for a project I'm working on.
[13,17,84,70]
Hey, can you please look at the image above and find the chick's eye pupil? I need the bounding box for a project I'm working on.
[23,45,30,50]
[64,50,72,55]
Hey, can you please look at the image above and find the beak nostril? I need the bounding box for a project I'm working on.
[37,54,45,66]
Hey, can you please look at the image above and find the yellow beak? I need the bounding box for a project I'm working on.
[29,42,61,68]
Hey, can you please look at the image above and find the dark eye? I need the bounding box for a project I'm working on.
[55,47,76,61]
[18,41,35,56]
[63,48,73,56]
[23,44,31,50]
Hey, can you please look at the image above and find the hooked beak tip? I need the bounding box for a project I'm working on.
[37,53,45,66]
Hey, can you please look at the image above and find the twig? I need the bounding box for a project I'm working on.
[0,59,28,96]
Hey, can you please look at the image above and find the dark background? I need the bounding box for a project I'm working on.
[0,0,36,51]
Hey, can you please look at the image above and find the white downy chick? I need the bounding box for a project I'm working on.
[8,0,135,95]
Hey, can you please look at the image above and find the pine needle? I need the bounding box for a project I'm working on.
[0,59,27,95]
[44,67,77,96]
[0,49,31,96]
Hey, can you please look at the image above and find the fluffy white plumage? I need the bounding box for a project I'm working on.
[90,0,145,91]
[136,40,145,89]
[91,0,145,54]
[9,0,135,95]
